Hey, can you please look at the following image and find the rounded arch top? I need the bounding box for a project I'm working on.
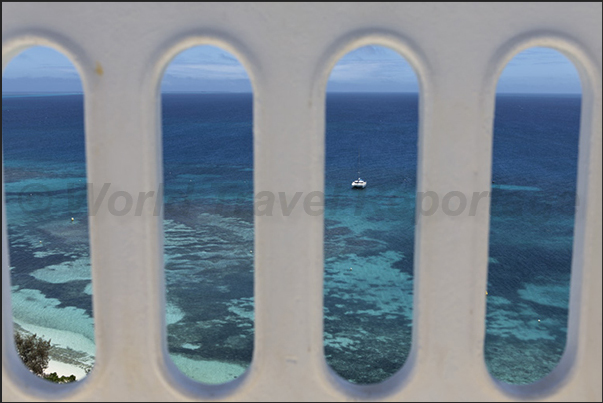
[2,30,95,92]
[485,31,601,99]
[146,32,262,98]
[311,29,432,99]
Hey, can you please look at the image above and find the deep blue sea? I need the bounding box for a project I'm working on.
[2,92,580,384]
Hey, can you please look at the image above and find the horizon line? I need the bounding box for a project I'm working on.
[2,90,582,96]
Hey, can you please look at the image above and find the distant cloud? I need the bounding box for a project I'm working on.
[165,63,249,80]
[497,47,581,94]
[330,61,412,82]
[160,46,250,92]
[3,47,78,80]
[326,46,417,92]
[2,77,82,93]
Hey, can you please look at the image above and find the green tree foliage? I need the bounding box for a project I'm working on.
[14,332,51,376]
[44,372,77,384]
[14,332,77,383]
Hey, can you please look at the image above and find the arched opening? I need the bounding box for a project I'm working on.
[160,45,254,384]
[323,45,418,384]
[485,46,581,384]
[2,46,94,382]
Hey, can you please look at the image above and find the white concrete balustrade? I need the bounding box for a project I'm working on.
[2,3,601,401]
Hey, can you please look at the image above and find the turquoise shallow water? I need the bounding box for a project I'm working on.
[2,93,579,384]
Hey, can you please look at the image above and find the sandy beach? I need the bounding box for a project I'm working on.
[12,318,94,381]
[44,360,87,380]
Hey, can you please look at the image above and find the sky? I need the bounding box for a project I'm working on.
[2,45,581,94]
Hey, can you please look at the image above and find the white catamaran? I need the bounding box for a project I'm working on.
[351,149,367,189]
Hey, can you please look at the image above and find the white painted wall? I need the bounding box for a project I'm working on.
[2,2,601,401]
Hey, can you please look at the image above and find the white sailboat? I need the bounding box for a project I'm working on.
[351,178,367,189]
[351,149,367,189]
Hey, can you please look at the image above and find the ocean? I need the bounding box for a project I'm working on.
[2,92,580,385]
